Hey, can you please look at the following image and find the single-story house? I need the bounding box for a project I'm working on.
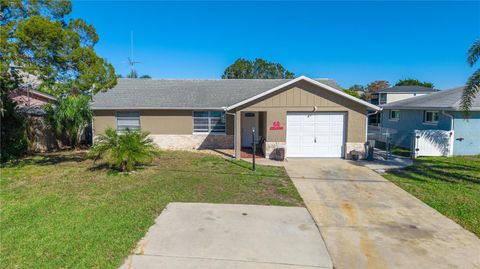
[91,76,380,160]
[380,86,480,155]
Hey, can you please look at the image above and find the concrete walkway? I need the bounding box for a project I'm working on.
[359,150,413,172]
[284,159,480,269]
[120,203,332,269]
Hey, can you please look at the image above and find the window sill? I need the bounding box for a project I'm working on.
[422,122,438,126]
[388,119,399,122]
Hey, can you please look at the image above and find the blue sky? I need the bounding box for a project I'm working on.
[71,1,480,89]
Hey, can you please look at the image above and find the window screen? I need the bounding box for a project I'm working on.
[193,111,225,133]
[116,112,140,132]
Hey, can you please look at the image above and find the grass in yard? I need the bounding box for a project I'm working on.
[384,155,480,237]
[0,151,303,269]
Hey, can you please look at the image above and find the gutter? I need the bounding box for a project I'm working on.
[91,106,226,110]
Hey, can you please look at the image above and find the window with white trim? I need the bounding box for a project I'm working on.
[193,111,225,133]
[424,111,439,124]
[379,93,387,105]
[116,112,140,132]
[388,110,400,121]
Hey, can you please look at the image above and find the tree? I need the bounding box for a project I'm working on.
[343,89,361,98]
[395,78,434,88]
[88,128,160,172]
[0,0,117,96]
[461,39,480,113]
[366,80,390,93]
[1,0,115,160]
[44,94,92,148]
[349,84,365,92]
[140,75,151,79]
[222,58,295,79]
[0,94,28,162]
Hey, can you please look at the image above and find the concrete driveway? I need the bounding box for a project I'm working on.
[120,203,332,269]
[284,159,480,269]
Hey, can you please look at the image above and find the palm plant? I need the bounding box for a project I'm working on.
[44,94,92,148]
[88,128,160,172]
[461,39,480,113]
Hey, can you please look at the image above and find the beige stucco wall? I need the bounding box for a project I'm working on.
[141,110,193,134]
[93,110,234,136]
[92,110,116,135]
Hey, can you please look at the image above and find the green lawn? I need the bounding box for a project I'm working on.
[384,156,480,237]
[0,151,303,269]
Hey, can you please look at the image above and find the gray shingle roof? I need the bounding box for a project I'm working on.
[381,86,480,111]
[91,78,342,109]
[377,86,438,94]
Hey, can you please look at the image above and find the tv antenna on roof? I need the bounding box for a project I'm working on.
[124,31,140,77]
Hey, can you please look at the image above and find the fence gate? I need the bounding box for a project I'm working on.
[413,130,454,157]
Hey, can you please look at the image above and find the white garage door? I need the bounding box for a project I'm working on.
[287,113,345,158]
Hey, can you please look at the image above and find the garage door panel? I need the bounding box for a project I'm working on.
[287,113,345,158]
[286,135,301,153]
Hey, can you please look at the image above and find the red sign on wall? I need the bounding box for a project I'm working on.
[269,121,284,130]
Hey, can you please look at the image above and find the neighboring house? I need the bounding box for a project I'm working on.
[370,86,438,105]
[380,86,480,156]
[9,88,57,109]
[8,88,59,152]
[368,86,439,126]
[91,76,380,160]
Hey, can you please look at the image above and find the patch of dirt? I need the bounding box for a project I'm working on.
[260,179,302,206]
[341,201,388,269]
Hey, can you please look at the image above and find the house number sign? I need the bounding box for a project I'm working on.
[269,121,284,130]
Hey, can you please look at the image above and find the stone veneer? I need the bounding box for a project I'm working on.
[150,134,234,150]
[344,142,366,159]
[265,142,286,160]
[146,135,364,160]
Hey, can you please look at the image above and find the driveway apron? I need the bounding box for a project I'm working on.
[284,159,480,269]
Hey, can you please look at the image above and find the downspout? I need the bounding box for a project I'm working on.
[442,110,454,156]
[366,109,381,141]
[223,107,236,158]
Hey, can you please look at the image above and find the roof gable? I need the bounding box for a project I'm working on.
[226,76,380,111]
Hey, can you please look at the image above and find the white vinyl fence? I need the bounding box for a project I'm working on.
[413,130,454,157]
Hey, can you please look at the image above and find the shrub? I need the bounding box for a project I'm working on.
[44,94,92,148]
[88,128,160,172]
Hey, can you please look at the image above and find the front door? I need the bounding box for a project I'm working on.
[241,112,259,147]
